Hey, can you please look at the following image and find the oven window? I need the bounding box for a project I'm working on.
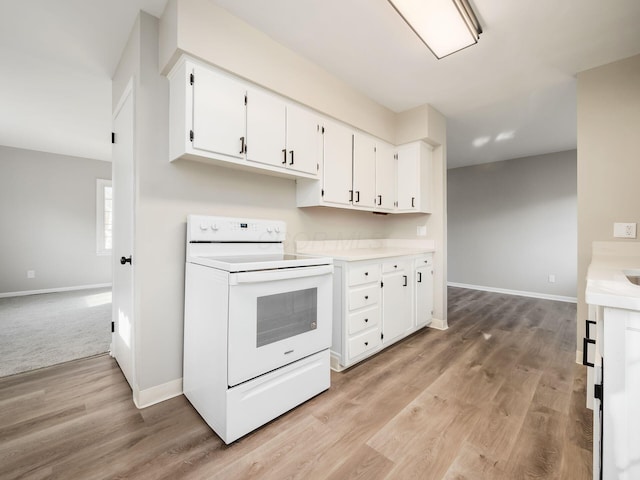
[256,288,317,347]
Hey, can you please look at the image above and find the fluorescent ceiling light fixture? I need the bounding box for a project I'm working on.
[388,0,482,59]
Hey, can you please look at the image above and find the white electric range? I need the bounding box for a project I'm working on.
[183,215,333,444]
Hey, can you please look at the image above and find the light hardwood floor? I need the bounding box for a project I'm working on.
[0,287,592,479]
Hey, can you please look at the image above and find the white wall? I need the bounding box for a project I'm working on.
[448,150,577,300]
[0,145,112,295]
[577,53,640,352]
[113,8,447,398]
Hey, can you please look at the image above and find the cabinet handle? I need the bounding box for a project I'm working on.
[364,272,368,276]
[240,137,245,154]
[403,275,407,287]
[349,190,353,202]
[282,149,287,164]
[394,265,397,268]
[377,194,382,206]
[585,319,596,339]
[364,341,369,346]
[411,197,415,208]
[364,318,369,323]
[418,272,422,283]
[582,337,595,367]
[365,295,369,300]
[355,191,360,203]
[289,150,294,165]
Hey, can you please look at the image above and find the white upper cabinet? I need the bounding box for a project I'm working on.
[246,89,319,176]
[191,65,247,160]
[168,57,318,180]
[352,133,376,208]
[396,142,432,213]
[322,120,353,206]
[245,88,286,168]
[286,104,321,176]
[374,141,396,212]
[168,56,435,207]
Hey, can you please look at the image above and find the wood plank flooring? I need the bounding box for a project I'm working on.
[0,287,592,479]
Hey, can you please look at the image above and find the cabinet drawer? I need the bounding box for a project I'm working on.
[348,264,381,286]
[382,261,404,273]
[348,329,381,360]
[348,306,380,335]
[415,254,433,268]
[349,284,380,311]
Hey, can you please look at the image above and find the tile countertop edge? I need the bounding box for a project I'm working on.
[585,241,640,311]
[296,239,435,262]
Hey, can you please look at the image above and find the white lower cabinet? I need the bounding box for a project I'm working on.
[585,305,640,479]
[330,253,434,371]
[381,261,412,344]
[415,256,434,327]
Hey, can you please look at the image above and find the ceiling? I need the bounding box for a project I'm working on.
[1,0,639,168]
[0,0,168,161]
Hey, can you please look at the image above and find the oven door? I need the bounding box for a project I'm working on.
[227,264,333,387]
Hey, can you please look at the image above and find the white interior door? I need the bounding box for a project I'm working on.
[111,81,135,389]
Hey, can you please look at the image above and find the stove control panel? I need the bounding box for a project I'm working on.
[188,215,286,242]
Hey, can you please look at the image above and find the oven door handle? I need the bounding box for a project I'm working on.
[229,264,333,284]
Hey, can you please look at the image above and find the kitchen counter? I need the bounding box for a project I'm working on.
[296,238,435,261]
[585,241,640,311]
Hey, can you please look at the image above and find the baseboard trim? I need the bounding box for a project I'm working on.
[447,282,577,304]
[0,283,112,298]
[429,317,448,330]
[134,378,183,409]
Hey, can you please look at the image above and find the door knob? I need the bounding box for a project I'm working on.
[120,256,132,265]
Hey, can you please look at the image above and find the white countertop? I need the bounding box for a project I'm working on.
[586,241,640,311]
[296,239,435,262]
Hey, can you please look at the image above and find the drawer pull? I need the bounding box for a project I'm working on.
[403,275,408,287]
[364,272,368,276]
[364,318,369,323]
[585,319,596,339]
[364,295,369,300]
[582,337,595,367]
[364,341,368,346]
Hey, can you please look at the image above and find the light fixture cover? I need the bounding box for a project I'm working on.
[389,0,482,59]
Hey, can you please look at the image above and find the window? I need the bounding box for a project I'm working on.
[97,179,112,255]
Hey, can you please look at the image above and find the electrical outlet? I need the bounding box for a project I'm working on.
[548,274,556,283]
[613,222,637,239]
[27,270,35,279]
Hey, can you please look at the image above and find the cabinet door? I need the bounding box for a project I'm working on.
[382,269,412,343]
[246,88,286,168]
[352,133,376,208]
[375,142,396,211]
[415,265,433,327]
[286,104,320,176]
[192,65,246,159]
[396,143,420,211]
[322,120,353,205]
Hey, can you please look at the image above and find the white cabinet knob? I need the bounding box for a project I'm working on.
[266,227,273,233]
[200,223,208,231]
[211,224,218,231]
